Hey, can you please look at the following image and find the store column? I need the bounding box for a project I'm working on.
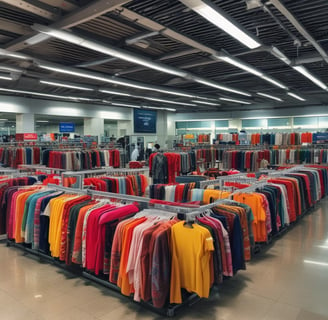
[84,117,104,144]
[16,113,35,133]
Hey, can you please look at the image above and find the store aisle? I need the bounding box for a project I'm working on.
[1,200,328,320]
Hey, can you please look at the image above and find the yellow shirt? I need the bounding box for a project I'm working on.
[203,189,231,204]
[170,221,214,304]
[48,195,76,257]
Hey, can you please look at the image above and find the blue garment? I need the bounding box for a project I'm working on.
[25,191,55,244]
[26,148,32,164]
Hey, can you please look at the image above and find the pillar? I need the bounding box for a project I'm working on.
[16,113,35,133]
[84,117,104,144]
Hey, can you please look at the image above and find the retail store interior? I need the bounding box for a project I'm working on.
[0,0,328,319]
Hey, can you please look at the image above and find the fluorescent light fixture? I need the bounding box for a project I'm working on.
[304,259,328,267]
[141,96,196,106]
[40,80,94,91]
[0,75,13,81]
[192,100,220,106]
[100,89,196,106]
[36,120,49,123]
[260,75,288,89]
[38,63,195,98]
[195,78,251,96]
[217,55,263,77]
[0,64,24,73]
[0,87,94,102]
[271,46,291,64]
[219,97,251,104]
[316,245,328,249]
[180,0,261,49]
[99,89,131,97]
[214,52,289,89]
[111,102,141,109]
[0,49,29,60]
[0,119,8,121]
[287,92,306,101]
[142,106,176,112]
[257,92,283,101]
[33,24,188,78]
[293,65,328,90]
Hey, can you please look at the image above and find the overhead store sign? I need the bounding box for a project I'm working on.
[16,133,38,141]
[134,109,157,134]
[59,122,75,133]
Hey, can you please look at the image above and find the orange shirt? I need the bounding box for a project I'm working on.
[117,217,147,296]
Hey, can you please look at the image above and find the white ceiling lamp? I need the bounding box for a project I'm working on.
[0,118,8,121]
[0,49,30,60]
[215,55,263,77]
[192,100,220,106]
[36,120,49,123]
[38,63,196,98]
[32,24,188,78]
[141,96,197,106]
[0,75,13,81]
[100,89,196,106]
[219,97,252,104]
[40,80,94,91]
[293,65,328,90]
[111,102,141,109]
[257,92,283,101]
[271,46,291,64]
[99,89,132,97]
[0,87,94,102]
[260,75,288,89]
[287,92,306,101]
[179,0,261,49]
[195,78,251,96]
[214,51,288,89]
[142,105,177,112]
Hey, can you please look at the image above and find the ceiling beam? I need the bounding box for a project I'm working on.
[37,0,79,12]
[0,18,31,35]
[119,7,218,56]
[270,0,328,64]
[3,0,131,51]
[0,0,59,20]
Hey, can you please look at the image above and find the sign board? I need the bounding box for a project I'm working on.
[16,133,38,141]
[134,109,157,134]
[59,122,75,133]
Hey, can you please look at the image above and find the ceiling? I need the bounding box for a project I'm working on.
[0,0,327,113]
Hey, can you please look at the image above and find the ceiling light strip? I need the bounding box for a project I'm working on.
[40,80,94,91]
[0,75,13,81]
[179,0,261,49]
[0,87,93,101]
[192,100,220,106]
[293,66,328,90]
[257,92,283,101]
[219,97,251,104]
[38,63,198,98]
[287,92,306,101]
[100,89,196,106]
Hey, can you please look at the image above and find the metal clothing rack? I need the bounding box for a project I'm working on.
[199,173,255,189]
[62,167,148,189]
[5,183,219,317]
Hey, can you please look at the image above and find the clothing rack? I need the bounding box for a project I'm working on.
[62,167,148,189]
[6,183,214,317]
[199,173,254,189]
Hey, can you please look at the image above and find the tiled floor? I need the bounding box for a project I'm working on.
[1,199,328,320]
